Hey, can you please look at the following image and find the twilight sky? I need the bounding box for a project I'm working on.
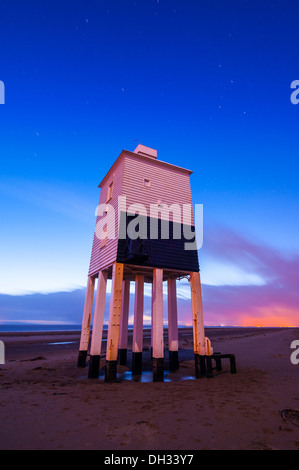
[0,0,299,326]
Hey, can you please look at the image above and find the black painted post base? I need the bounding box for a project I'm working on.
[153,357,164,382]
[118,348,127,366]
[206,355,213,378]
[88,355,100,378]
[211,353,237,374]
[169,350,179,371]
[132,352,142,375]
[230,355,237,374]
[105,360,118,383]
[77,350,87,368]
[194,354,206,378]
[213,353,222,372]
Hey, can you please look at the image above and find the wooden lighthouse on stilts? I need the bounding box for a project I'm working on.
[77,144,213,382]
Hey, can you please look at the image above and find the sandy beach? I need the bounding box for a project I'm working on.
[0,326,299,450]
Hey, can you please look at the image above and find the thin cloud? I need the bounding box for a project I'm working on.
[198,226,299,326]
[0,226,298,327]
[0,178,95,223]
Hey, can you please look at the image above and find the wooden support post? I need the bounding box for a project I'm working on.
[132,275,144,375]
[190,271,206,378]
[77,276,95,367]
[88,270,108,378]
[206,355,213,378]
[230,355,237,374]
[105,263,124,383]
[152,268,164,382]
[150,287,154,360]
[167,278,179,371]
[118,280,130,365]
[213,353,222,372]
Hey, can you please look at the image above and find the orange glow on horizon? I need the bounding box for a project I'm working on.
[237,306,299,328]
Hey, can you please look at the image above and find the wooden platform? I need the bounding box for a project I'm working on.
[94,263,192,283]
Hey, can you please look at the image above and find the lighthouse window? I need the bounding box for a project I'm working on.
[107,181,114,202]
[144,178,151,187]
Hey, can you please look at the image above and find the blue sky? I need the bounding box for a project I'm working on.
[1,1,299,326]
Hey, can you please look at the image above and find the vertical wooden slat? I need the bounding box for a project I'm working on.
[190,271,207,378]
[118,280,130,365]
[132,275,144,375]
[77,276,95,367]
[152,268,164,381]
[90,271,108,356]
[167,279,178,351]
[133,275,144,354]
[190,271,206,355]
[105,263,124,382]
[88,270,108,378]
[168,278,179,371]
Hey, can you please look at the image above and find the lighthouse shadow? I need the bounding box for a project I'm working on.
[117,347,197,383]
[86,346,231,383]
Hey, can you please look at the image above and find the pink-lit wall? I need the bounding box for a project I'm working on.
[88,150,196,277]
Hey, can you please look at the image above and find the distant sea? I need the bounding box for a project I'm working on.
[0,323,240,333]
[0,324,83,333]
[0,323,151,333]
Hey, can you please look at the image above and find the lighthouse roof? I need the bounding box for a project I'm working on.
[98,147,193,188]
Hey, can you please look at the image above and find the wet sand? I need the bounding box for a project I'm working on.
[0,327,299,450]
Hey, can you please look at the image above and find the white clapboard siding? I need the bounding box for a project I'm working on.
[88,149,196,276]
